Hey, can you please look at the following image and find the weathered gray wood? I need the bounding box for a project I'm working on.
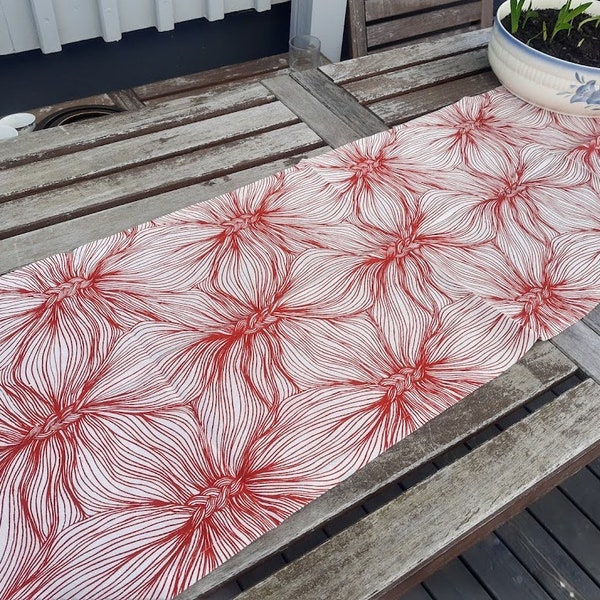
[528,488,600,583]
[0,124,324,240]
[368,72,499,125]
[366,0,464,20]
[347,0,368,57]
[0,149,328,275]
[0,83,274,168]
[552,320,600,383]
[582,303,600,333]
[367,2,483,48]
[320,28,490,84]
[290,69,388,138]
[347,0,490,58]
[345,49,491,104]
[133,53,289,101]
[1,102,298,200]
[497,499,600,599]
[231,379,600,600]
[480,0,494,27]
[175,341,576,600]
[461,536,553,600]
[108,88,146,110]
[261,75,363,148]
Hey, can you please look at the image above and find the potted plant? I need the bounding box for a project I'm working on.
[488,0,600,116]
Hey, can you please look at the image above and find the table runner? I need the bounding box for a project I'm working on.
[1,87,600,600]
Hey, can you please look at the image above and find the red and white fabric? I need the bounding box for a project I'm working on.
[1,87,600,600]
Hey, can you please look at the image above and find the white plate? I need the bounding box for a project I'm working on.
[0,112,36,130]
[0,125,18,140]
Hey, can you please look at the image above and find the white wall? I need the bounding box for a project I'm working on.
[0,0,289,54]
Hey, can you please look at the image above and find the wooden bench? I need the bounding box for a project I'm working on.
[346,0,495,57]
[174,340,600,599]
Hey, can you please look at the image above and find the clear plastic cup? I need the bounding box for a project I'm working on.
[289,35,321,72]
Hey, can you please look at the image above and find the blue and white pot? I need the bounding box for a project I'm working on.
[488,0,600,116]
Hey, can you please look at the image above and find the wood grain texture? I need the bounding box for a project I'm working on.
[232,379,600,600]
[528,489,600,583]
[462,536,553,600]
[368,72,499,125]
[344,49,490,104]
[582,303,600,333]
[0,123,324,240]
[0,148,328,275]
[0,83,274,168]
[366,0,463,20]
[174,341,576,600]
[133,54,288,101]
[290,69,388,138]
[320,28,490,84]
[347,0,368,57]
[552,319,600,383]
[424,560,494,600]
[261,75,364,147]
[496,510,600,599]
[366,2,482,48]
[2,102,298,200]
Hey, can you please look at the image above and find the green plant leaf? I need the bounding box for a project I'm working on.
[510,0,528,32]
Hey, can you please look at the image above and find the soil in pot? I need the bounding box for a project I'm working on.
[501,11,600,67]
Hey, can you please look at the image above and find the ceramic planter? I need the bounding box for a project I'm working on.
[488,0,600,116]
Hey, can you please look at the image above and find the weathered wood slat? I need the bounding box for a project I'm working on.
[261,76,364,148]
[582,304,600,333]
[366,0,461,20]
[290,69,388,139]
[552,319,600,383]
[0,148,328,275]
[528,489,600,583]
[134,54,288,101]
[559,465,600,529]
[0,83,274,168]
[231,379,600,600]
[369,72,500,125]
[1,102,298,200]
[367,2,482,48]
[497,502,600,598]
[348,0,368,57]
[344,49,490,104]
[320,28,490,84]
[424,560,493,600]
[175,341,576,600]
[0,123,324,240]
[462,536,553,599]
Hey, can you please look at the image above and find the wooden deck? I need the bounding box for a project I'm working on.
[2,28,600,600]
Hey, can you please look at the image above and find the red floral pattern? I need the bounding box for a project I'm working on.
[1,87,600,599]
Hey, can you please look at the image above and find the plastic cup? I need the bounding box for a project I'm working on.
[289,35,321,72]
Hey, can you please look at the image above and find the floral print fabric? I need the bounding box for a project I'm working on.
[1,87,600,600]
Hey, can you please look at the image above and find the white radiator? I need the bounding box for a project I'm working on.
[0,0,290,55]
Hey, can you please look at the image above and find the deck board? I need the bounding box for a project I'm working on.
[422,559,494,600]
[495,510,600,599]
[528,490,600,585]
[462,535,553,600]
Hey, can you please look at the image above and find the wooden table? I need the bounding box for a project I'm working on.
[2,28,600,600]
